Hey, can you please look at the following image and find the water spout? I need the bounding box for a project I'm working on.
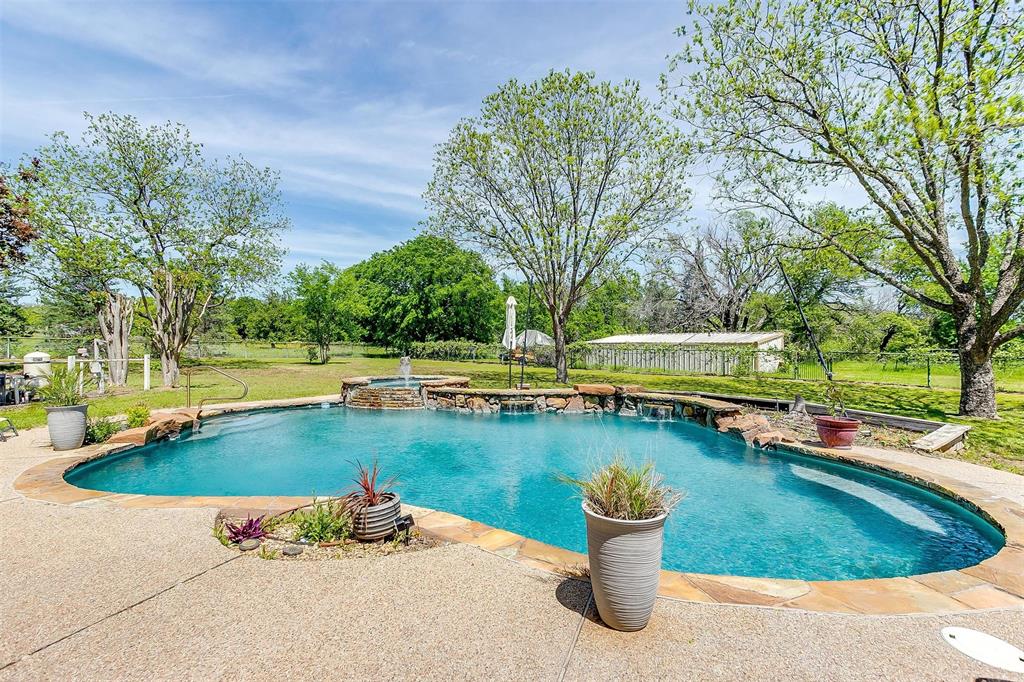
[398,356,412,385]
[639,401,674,422]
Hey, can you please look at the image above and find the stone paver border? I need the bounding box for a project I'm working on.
[12,394,1024,616]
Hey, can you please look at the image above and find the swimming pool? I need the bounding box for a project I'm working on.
[66,407,1003,580]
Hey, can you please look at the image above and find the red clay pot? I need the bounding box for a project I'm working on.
[814,415,861,449]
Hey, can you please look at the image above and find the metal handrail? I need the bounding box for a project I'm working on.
[182,365,249,430]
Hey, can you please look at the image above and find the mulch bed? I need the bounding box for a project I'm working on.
[217,517,445,561]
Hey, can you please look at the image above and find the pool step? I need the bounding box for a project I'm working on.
[347,387,424,410]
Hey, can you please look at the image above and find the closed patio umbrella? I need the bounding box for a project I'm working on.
[502,296,517,388]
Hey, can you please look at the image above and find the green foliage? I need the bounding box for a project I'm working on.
[426,69,691,381]
[290,263,365,364]
[0,275,29,335]
[125,404,150,429]
[673,0,1024,415]
[822,382,847,417]
[291,499,352,543]
[353,235,502,350]
[84,417,121,444]
[560,456,683,521]
[212,524,230,547]
[26,112,289,386]
[565,271,643,343]
[36,367,86,407]
[407,340,503,361]
[229,292,303,341]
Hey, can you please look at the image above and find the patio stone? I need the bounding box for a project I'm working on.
[686,574,811,606]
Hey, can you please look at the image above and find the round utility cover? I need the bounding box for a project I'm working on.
[941,627,1024,673]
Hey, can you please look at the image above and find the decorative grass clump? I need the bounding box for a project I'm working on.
[36,367,87,407]
[292,499,352,543]
[561,456,683,521]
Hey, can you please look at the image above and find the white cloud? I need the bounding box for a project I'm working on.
[0,1,316,90]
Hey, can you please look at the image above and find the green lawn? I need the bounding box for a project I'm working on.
[3,356,1021,475]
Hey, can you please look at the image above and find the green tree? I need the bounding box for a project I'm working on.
[27,113,288,386]
[354,235,502,349]
[673,0,1024,416]
[229,292,303,341]
[290,263,363,364]
[0,275,29,336]
[426,70,691,382]
[566,270,643,342]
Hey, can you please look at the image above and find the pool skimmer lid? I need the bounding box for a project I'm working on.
[941,627,1024,673]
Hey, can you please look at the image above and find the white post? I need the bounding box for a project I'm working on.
[143,354,151,390]
[67,355,75,371]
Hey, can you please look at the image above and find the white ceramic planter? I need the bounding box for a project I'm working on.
[352,493,402,541]
[45,404,89,451]
[583,502,667,632]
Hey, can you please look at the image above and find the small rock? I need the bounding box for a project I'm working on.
[238,538,261,551]
[282,545,303,557]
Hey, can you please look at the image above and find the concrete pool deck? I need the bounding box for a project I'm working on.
[3,408,1024,679]
[13,396,1024,616]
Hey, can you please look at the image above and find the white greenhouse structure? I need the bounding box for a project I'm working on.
[581,332,785,375]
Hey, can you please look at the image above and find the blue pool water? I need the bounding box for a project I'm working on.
[66,407,1003,580]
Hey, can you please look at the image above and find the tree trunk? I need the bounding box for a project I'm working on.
[959,349,997,418]
[98,293,134,386]
[161,351,179,388]
[552,314,569,384]
[955,311,998,418]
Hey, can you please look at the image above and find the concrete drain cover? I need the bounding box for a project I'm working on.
[942,627,1024,673]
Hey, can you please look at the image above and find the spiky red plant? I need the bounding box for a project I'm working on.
[344,459,397,508]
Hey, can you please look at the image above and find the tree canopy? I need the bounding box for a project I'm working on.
[671,0,1024,416]
[353,235,502,350]
[26,113,289,385]
[426,69,691,381]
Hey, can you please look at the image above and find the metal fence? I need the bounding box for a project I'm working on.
[8,335,1024,393]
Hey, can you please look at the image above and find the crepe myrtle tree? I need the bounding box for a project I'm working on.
[426,70,691,382]
[671,0,1024,417]
[27,113,288,386]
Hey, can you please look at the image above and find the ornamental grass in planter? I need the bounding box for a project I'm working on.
[342,460,401,541]
[561,457,683,632]
[37,367,90,451]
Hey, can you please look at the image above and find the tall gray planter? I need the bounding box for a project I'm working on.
[583,502,667,632]
[352,493,402,541]
[45,404,89,451]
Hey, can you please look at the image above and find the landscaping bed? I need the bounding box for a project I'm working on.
[215,511,443,561]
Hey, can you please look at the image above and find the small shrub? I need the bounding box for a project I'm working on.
[560,456,683,521]
[224,515,270,543]
[84,417,121,444]
[292,499,351,543]
[212,524,230,546]
[36,367,88,407]
[258,544,278,560]
[125,404,151,429]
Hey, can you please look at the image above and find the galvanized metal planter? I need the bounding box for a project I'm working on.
[45,404,89,451]
[352,493,402,541]
[583,502,667,632]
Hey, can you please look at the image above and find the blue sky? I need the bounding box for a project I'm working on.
[1,0,706,274]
